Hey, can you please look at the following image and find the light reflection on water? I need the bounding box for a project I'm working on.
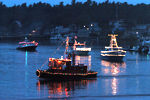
[75,55,91,70]
[101,60,126,75]
[100,60,126,95]
[36,79,97,98]
[111,78,118,95]
[2,43,150,99]
[25,51,28,65]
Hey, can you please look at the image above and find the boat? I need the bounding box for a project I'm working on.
[17,37,38,51]
[73,40,91,55]
[138,40,150,54]
[129,46,139,52]
[36,37,97,80]
[100,34,126,61]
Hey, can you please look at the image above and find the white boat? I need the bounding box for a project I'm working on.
[17,37,38,51]
[73,40,91,55]
[101,34,126,61]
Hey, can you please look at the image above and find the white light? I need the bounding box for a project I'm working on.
[75,48,91,51]
[101,54,126,56]
[105,46,122,49]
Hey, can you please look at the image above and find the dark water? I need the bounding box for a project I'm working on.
[1,42,150,100]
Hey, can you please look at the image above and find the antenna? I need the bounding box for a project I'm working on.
[108,34,118,49]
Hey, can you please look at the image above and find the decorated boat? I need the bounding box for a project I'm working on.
[100,34,126,61]
[17,37,38,51]
[36,37,97,80]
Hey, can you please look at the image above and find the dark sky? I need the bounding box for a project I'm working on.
[0,0,150,7]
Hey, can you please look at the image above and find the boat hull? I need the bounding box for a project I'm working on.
[36,70,97,80]
[101,55,124,62]
[17,46,37,51]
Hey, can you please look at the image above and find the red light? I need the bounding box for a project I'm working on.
[57,60,62,64]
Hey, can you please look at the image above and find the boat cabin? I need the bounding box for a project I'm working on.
[48,57,88,73]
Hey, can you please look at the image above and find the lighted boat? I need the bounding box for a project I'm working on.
[73,40,91,55]
[100,34,126,61]
[17,37,38,51]
[36,57,97,80]
[36,37,97,80]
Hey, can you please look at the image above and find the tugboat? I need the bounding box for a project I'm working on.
[100,34,126,61]
[17,37,38,51]
[36,37,97,80]
[73,39,91,55]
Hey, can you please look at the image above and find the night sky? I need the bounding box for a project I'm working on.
[0,0,150,7]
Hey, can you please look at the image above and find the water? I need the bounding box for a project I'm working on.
[1,42,150,100]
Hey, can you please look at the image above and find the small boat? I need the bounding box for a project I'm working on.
[100,34,126,61]
[73,40,91,55]
[17,37,38,51]
[129,46,139,52]
[36,37,97,80]
[138,40,150,54]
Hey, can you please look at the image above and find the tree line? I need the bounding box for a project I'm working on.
[0,0,150,35]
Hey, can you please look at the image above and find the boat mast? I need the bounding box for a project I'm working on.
[108,34,118,49]
[65,37,69,54]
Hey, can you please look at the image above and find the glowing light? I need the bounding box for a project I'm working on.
[101,60,126,75]
[75,48,91,51]
[32,30,36,32]
[57,60,62,64]
[75,55,91,70]
[103,68,109,74]
[65,88,69,97]
[40,70,97,76]
[49,58,55,61]
[37,80,41,92]
[111,67,119,75]
[101,54,126,56]
[25,51,28,65]
[19,41,38,47]
[105,46,122,49]
[101,50,126,53]
[111,78,118,95]
[101,34,126,57]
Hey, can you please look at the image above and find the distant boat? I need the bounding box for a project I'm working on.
[73,40,91,55]
[100,34,126,61]
[138,40,150,54]
[17,37,38,51]
[129,46,139,52]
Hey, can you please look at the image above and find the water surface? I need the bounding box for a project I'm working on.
[1,42,150,100]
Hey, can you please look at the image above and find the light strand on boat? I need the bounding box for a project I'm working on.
[101,54,126,56]
[75,48,91,51]
[101,50,126,53]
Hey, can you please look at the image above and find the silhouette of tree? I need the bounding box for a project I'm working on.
[0,1,149,36]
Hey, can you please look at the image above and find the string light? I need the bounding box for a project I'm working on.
[101,34,126,57]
